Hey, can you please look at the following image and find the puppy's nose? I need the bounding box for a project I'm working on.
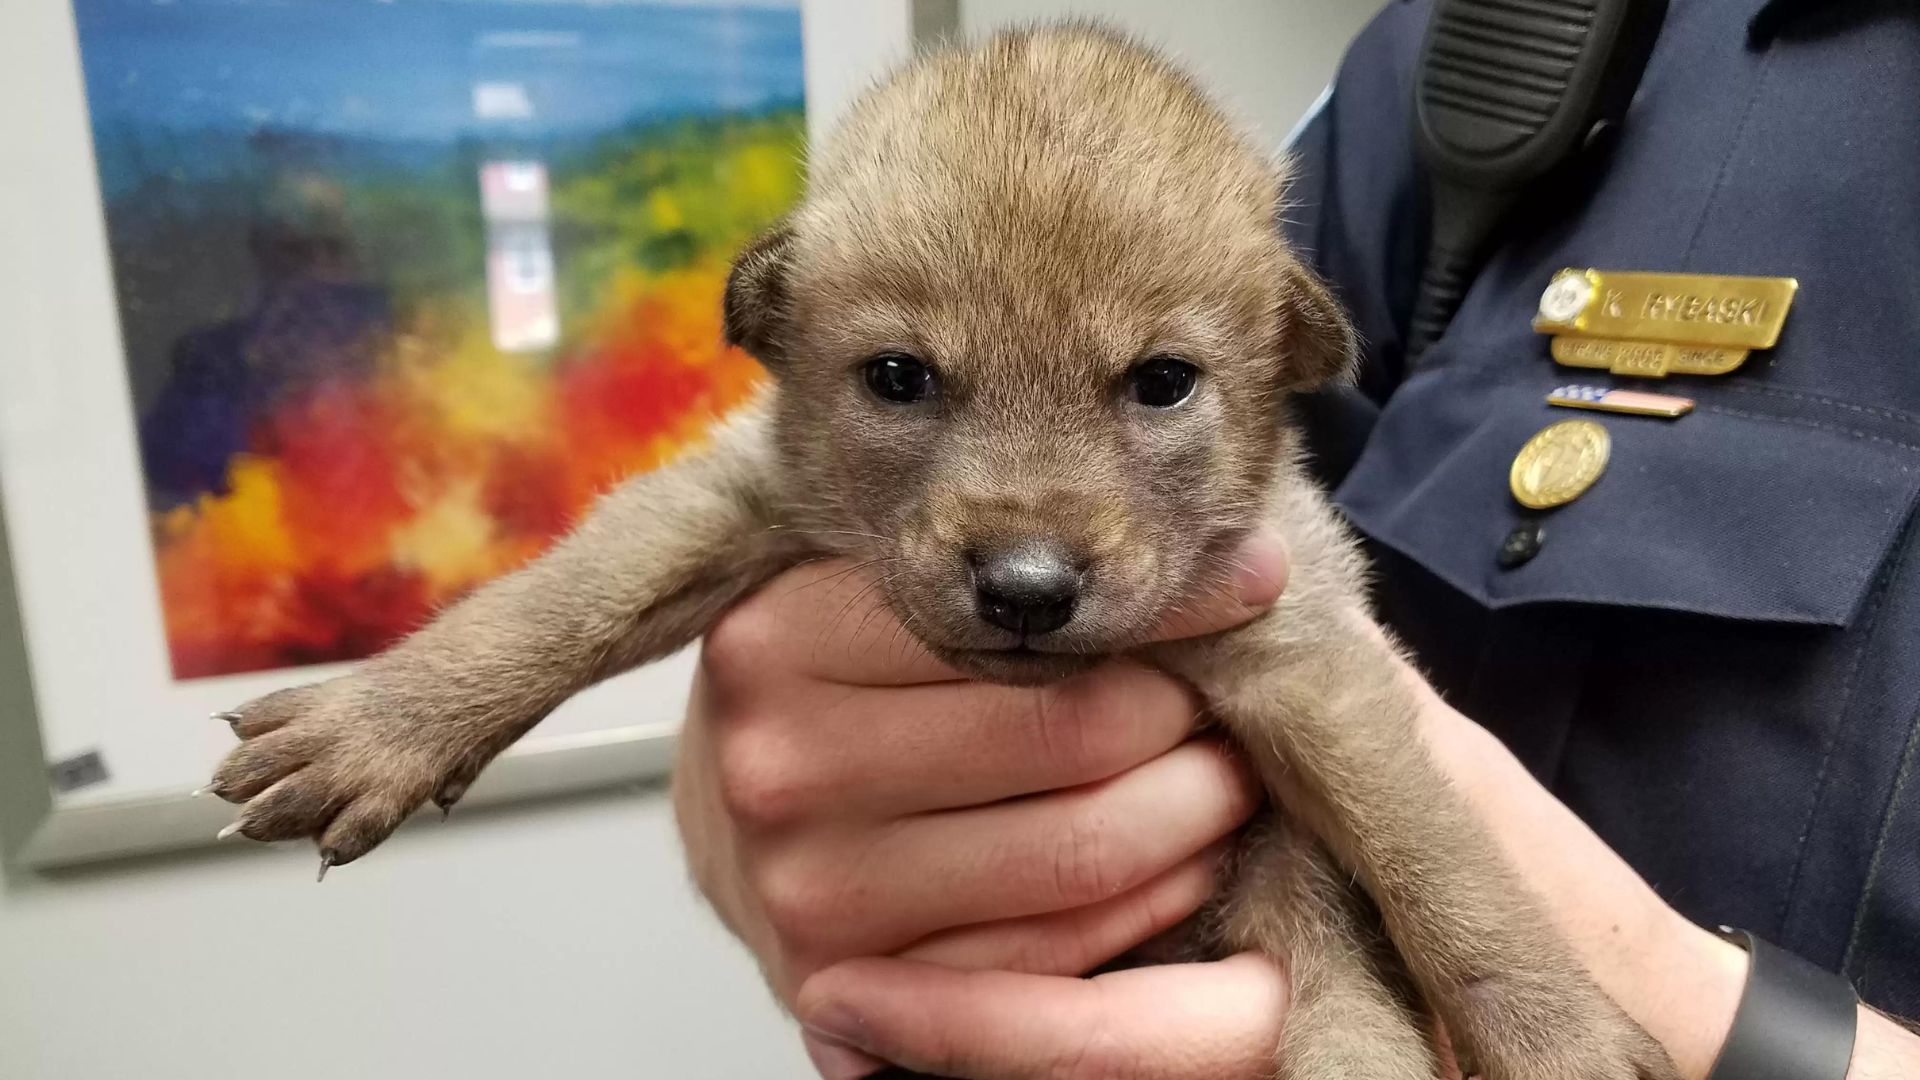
[971,542,1080,636]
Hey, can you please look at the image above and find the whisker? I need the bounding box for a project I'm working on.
[813,576,887,663]
[789,558,883,598]
[769,525,894,543]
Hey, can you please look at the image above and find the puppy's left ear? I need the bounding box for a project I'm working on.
[1277,259,1358,391]
[723,220,795,366]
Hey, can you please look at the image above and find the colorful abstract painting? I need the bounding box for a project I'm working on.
[72,0,804,679]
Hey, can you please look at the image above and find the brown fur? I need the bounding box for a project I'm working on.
[209,25,1677,1080]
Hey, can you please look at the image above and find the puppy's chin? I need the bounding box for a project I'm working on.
[931,646,1106,687]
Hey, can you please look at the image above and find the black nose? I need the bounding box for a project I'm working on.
[971,543,1080,637]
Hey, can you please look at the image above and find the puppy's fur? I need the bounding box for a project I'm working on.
[209,26,1677,1080]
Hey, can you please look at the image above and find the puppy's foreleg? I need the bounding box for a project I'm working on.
[1217,816,1438,1080]
[1167,614,1676,1079]
[1151,493,1678,1080]
[207,398,797,867]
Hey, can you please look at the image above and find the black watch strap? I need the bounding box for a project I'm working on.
[1706,927,1859,1080]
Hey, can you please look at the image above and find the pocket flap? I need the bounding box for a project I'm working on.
[1336,375,1920,627]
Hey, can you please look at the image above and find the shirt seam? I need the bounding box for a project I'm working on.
[1681,47,1776,266]
[1717,383,1920,430]
[1776,508,1919,942]
[1701,404,1920,455]
[1841,699,1920,977]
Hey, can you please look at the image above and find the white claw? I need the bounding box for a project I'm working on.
[216,822,244,841]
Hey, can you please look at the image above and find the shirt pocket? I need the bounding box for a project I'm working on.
[1334,369,1920,626]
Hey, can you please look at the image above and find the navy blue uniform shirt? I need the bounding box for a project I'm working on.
[1287,0,1920,1017]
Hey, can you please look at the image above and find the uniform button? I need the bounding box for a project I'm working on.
[1498,521,1544,569]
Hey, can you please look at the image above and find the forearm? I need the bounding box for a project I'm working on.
[1411,690,1737,1076]
[1406,671,1920,1080]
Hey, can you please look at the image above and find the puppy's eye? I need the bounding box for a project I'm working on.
[863,353,936,404]
[1128,356,1199,408]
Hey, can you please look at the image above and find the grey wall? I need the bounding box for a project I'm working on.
[0,3,1377,1078]
[962,0,1378,149]
[0,795,805,1079]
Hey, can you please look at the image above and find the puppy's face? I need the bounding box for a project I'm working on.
[725,131,1352,685]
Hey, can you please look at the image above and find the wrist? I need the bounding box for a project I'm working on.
[1639,918,1749,1080]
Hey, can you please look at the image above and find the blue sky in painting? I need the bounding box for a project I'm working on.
[72,0,804,145]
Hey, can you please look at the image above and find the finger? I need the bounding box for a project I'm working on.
[712,662,1207,825]
[767,740,1259,956]
[796,953,1288,1080]
[898,843,1226,976]
[1143,527,1288,644]
[705,559,964,688]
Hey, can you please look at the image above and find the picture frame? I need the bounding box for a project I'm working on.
[0,0,957,870]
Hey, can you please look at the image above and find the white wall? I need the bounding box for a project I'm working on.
[0,3,1376,1079]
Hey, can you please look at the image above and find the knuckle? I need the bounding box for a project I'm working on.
[1016,923,1102,978]
[1050,802,1121,907]
[1037,675,1108,775]
[700,603,781,689]
[1050,1019,1127,1080]
[753,855,834,948]
[714,723,812,830]
[1042,665,1185,780]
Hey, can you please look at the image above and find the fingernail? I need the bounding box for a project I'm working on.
[1232,530,1289,606]
[801,1031,885,1080]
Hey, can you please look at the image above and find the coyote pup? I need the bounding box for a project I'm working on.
[209,25,1676,1080]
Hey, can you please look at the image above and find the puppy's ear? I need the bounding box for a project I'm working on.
[723,221,795,365]
[1277,260,1358,391]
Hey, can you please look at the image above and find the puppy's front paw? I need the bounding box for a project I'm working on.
[205,676,487,874]
[1444,971,1679,1080]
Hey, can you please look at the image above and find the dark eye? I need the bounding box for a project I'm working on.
[863,353,936,404]
[1128,356,1199,408]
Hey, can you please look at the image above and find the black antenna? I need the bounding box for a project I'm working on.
[1407,0,1669,363]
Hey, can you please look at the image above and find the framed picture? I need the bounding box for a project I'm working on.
[0,0,950,868]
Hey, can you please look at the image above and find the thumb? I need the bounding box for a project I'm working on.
[795,954,1288,1080]
[1145,528,1288,643]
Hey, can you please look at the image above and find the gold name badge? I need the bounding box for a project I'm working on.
[1511,419,1611,510]
[1550,335,1750,377]
[1534,269,1798,351]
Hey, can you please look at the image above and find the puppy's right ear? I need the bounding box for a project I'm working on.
[723,221,795,365]
[1277,258,1358,391]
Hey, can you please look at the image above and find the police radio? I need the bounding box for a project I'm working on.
[1408,0,1671,363]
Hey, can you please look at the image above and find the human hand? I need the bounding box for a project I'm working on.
[790,653,1758,1080]
[671,531,1289,1077]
